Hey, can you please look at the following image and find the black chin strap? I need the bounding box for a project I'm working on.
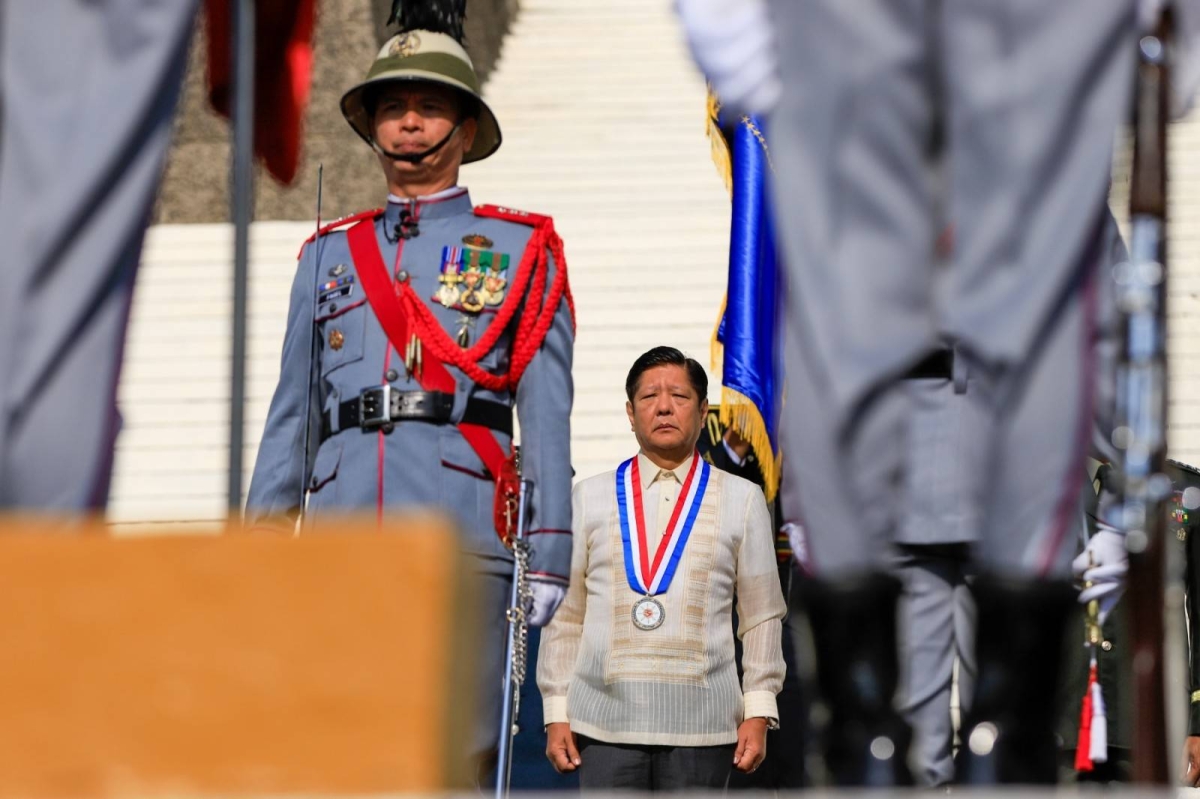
[375,121,463,164]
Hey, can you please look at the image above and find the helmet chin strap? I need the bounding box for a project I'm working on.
[374,121,463,164]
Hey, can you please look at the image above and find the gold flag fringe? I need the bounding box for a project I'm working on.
[706,87,733,195]
[707,87,732,378]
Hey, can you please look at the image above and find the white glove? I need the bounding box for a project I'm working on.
[676,0,782,115]
[1072,528,1128,627]
[781,522,812,575]
[527,578,567,627]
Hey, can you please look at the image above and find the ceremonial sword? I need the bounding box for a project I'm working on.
[495,457,533,799]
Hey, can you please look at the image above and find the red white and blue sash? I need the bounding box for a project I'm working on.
[616,453,711,597]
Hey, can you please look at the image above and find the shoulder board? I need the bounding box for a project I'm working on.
[474,204,552,228]
[297,208,382,258]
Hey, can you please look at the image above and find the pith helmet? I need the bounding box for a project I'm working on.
[340,30,501,164]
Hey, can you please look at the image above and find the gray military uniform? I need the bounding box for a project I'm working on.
[893,362,984,787]
[894,209,1127,786]
[768,0,1136,581]
[0,0,197,509]
[246,188,574,758]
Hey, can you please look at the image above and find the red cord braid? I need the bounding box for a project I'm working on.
[394,220,574,392]
[508,225,574,387]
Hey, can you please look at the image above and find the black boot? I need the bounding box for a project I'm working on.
[955,574,1077,785]
[796,571,913,786]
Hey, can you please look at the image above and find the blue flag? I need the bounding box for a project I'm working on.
[709,100,782,499]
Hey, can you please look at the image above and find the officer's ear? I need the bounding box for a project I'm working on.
[626,399,636,432]
[459,115,477,153]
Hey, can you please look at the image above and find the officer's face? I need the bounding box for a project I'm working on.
[626,365,708,460]
[371,84,478,184]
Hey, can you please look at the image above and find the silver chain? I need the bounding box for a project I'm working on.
[505,537,534,732]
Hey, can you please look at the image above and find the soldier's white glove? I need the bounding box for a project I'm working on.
[676,0,781,116]
[782,521,812,576]
[1072,527,1128,627]
[527,578,567,627]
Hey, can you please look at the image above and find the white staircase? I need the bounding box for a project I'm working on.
[110,0,1200,528]
[108,0,728,528]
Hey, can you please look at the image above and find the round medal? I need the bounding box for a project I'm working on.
[631,596,665,631]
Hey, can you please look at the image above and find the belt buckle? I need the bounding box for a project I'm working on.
[359,385,392,430]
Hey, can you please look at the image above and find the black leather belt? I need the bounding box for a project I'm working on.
[321,387,512,439]
[904,349,953,381]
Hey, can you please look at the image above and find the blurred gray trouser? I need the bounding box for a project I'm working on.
[769,0,1135,579]
[0,0,197,509]
[895,544,976,787]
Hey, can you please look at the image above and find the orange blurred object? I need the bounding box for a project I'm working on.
[0,517,476,796]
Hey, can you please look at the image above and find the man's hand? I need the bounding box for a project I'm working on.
[1182,735,1200,786]
[528,578,567,627]
[1072,528,1128,626]
[545,722,581,773]
[676,0,781,115]
[724,428,752,460]
[733,717,768,773]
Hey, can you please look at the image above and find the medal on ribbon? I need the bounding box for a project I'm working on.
[482,252,510,306]
[615,453,710,631]
[460,249,485,312]
[436,246,464,308]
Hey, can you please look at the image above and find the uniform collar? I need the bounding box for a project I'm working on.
[636,450,695,490]
[383,186,473,231]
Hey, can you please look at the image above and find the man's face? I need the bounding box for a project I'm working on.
[370,83,477,177]
[626,364,708,459]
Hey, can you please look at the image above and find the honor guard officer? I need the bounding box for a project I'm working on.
[244,1,576,773]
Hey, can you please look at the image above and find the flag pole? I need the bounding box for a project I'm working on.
[228,0,255,513]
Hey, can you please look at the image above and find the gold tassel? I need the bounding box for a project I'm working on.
[718,386,781,501]
[710,294,727,375]
[706,87,733,196]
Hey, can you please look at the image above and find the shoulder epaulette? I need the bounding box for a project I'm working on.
[474,204,552,228]
[297,208,382,259]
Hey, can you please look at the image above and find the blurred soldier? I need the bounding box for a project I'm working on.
[681,0,1138,785]
[244,2,576,773]
[0,0,199,509]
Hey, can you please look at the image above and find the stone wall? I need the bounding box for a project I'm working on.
[155,0,514,224]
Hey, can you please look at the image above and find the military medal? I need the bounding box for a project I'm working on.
[615,453,711,631]
[482,252,510,306]
[456,249,483,312]
[328,328,344,351]
[329,263,348,277]
[437,246,464,308]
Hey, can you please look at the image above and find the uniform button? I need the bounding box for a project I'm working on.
[396,269,409,282]
[386,368,399,382]
[1101,640,1113,652]
[310,476,319,488]
[381,422,395,434]
[328,303,337,313]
